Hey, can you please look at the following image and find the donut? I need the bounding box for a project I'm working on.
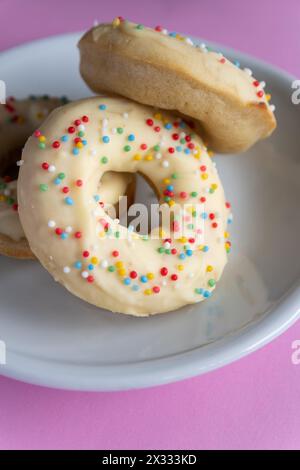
[0,96,135,259]
[18,96,232,316]
[78,18,276,153]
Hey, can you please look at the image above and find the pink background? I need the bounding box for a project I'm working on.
[0,0,300,450]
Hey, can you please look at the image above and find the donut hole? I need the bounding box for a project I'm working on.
[0,147,22,180]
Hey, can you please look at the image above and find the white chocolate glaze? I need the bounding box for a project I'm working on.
[19,97,232,316]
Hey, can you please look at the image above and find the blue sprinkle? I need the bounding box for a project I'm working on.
[179,121,186,128]
[227,218,232,224]
[65,197,74,205]
[179,253,186,260]
[88,264,94,271]
[94,195,100,202]
[54,178,61,185]
[166,185,174,191]
[169,32,177,37]
[128,134,135,141]
[234,60,240,68]
[74,261,82,269]
[186,249,193,256]
[140,275,148,283]
[128,225,134,233]
[201,212,208,219]
[61,135,68,142]
[164,123,172,130]
[123,278,131,286]
[203,290,212,298]
[176,146,182,152]
[132,285,139,291]
[82,139,87,146]
[184,148,191,155]
[195,288,204,295]
[203,245,209,252]
[61,233,68,240]
[102,136,110,143]
[99,104,107,110]
[72,148,79,156]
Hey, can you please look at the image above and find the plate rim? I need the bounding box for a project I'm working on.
[0,32,299,391]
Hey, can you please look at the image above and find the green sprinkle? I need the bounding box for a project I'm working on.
[78,130,85,137]
[187,223,194,229]
[101,156,108,164]
[157,247,165,254]
[38,142,46,149]
[58,172,65,180]
[208,279,216,287]
[165,249,171,255]
[180,138,186,144]
[108,266,115,272]
[209,188,214,194]
[123,145,131,152]
[153,144,160,152]
[192,210,197,217]
[0,182,6,190]
[117,127,123,134]
[136,24,144,30]
[191,191,198,197]
[171,173,179,179]
[115,231,120,239]
[164,196,171,202]
[39,184,48,192]
[7,197,14,205]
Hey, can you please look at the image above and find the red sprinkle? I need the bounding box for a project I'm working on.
[34,130,41,138]
[52,141,60,149]
[112,250,119,257]
[42,162,49,170]
[200,165,207,172]
[140,143,147,150]
[185,135,191,142]
[171,248,177,255]
[212,222,218,228]
[75,231,82,239]
[82,115,89,122]
[168,147,175,154]
[160,267,168,276]
[257,90,264,98]
[68,126,76,134]
[154,126,161,132]
[200,196,206,203]
[74,119,81,126]
[146,119,153,126]
[130,271,137,279]
[155,26,162,32]
[209,213,215,220]
[87,275,94,283]
[76,179,83,187]
[83,250,90,258]
[12,203,18,211]
[62,186,69,194]
[171,274,178,281]
[55,228,63,236]
[180,191,188,199]
[172,133,179,140]
[253,80,260,87]
[153,286,160,293]
[225,201,231,209]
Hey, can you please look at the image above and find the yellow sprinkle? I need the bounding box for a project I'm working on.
[206,265,213,272]
[115,261,124,269]
[112,17,121,27]
[145,154,153,161]
[76,142,83,148]
[177,265,184,271]
[193,151,201,159]
[187,206,195,213]
[179,237,187,243]
[163,178,170,184]
[266,93,271,102]
[201,173,208,180]
[99,231,105,238]
[118,268,126,277]
[208,150,214,158]
[168,200,175,207]
[133,153,141,161]
[0,195,5,202]
[159,228,166,238]
[147,272,154,280]
[211,183,218,190]
[224,231,230,239]
[154,113,162,120]
[198,244,204,251]
[91,256,98,265]
[144,289,152,296]
[39,136,46,142]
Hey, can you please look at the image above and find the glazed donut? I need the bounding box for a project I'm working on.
[0,96,135,259]
[19,96,232,316]
[79,18,276,153]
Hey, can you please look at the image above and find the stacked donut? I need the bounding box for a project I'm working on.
[10,19,276,316]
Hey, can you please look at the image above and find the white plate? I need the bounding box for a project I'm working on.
[0,33,300,391]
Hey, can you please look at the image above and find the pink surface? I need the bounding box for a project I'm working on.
[0,0,299,450]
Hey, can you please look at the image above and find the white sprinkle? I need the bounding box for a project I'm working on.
[179,132,186,139]
[100,260,108,268]
[162,29,168,35]
[269,104,276,112]
[162,160,169,168]
[244,67,253,76]
[78,124,85,131]
[102,118,108,128]
[161,280,167,287]
[63,266,71,274]
[65,226,73,233]
[111,127,117,135]
[155,152,162,160]
[164,241,171,249]
[200,43,207,49]
[81,271,89,278]
[123,112,129,119]
[185,37,194,46]
[188,272,195,279]
[3,189,10,196]
[48,220,56,228]
[48,165,56,173]
[16,160,24,166]
[90,149,97,156]
[93,19,98,27]
[260,81,266,88]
